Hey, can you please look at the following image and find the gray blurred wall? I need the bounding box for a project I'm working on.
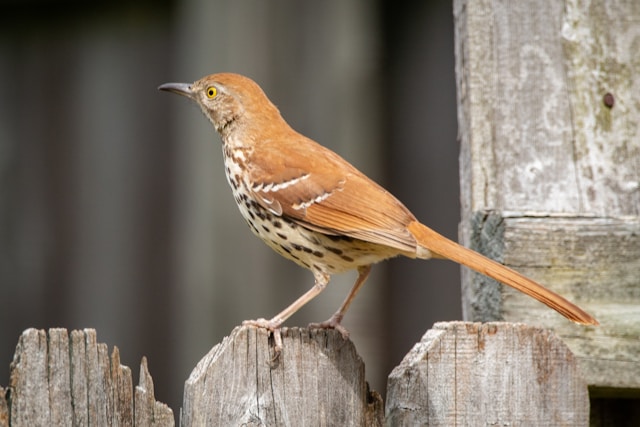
[0,0,459,416]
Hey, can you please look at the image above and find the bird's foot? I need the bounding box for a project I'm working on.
[243,318,284,361]
[308,313,349,339]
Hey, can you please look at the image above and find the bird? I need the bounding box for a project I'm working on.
[159,73,598,351]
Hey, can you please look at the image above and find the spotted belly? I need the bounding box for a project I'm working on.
[230,188,399,275]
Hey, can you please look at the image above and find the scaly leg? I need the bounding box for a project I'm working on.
[308,265,372,338]
[243,270,330,353]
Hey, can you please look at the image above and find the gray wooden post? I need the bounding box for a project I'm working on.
[0,325,594,425]
[454,0,640,404]
[3,329,173,427]
[181,326,383,426]
[386,322,589,425]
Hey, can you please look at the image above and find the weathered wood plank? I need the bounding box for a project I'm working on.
[70,329,89,426]
[48,328,73,426]
[4,328,173,426]
[561,0,640,216]
[9,329,50,425]
[464,214,640,391]
[111,347,134,426]
[454,0,640,217]
[136,357,174,427]
[0,387,8,427]
[454,0,640,395]
[84,328,111,425]
[181,326,383,427]
[386,322,590,426]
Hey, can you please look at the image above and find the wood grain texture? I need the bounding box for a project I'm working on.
[386,322,589,426]
[136,357,175,426]
[0,387,8,427]
[454,0,640,393]
[181,325,383,427]
[5,328,173,426]
[2,324,597,425]
[463,214,640,390]
[455,0,640,217]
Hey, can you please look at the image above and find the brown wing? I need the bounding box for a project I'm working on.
[246,133,418,253]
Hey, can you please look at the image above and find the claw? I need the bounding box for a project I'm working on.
[308,313,349,339]
[243,318,284,356]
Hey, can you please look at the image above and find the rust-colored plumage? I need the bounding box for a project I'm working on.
[159,73,598,350]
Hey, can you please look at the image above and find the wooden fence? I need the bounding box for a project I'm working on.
[1,323,590,426]
[454,2,640,425]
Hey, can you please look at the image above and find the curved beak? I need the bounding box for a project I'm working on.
[158,82,193,98]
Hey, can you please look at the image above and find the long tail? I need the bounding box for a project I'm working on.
[407,221,598,326]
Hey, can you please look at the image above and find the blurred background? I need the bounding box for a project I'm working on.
[0,0,459,417]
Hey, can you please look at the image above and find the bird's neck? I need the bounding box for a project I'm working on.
[219,108,293,150]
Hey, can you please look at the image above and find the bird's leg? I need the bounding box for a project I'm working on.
[243,270,330,353]
[308,265,372,339]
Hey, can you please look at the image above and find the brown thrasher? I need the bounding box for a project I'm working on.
[159,73,598,350]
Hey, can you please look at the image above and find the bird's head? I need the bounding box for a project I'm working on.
[159,73,283,138]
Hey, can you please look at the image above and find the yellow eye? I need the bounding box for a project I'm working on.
[206,86,217,99]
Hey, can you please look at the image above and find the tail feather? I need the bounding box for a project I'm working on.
[408,221,598,326]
